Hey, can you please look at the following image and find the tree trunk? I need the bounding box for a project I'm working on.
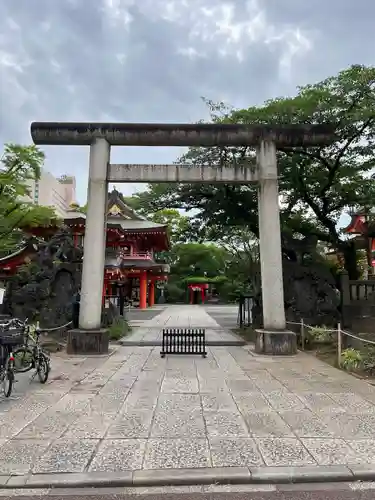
[340,241,359,280]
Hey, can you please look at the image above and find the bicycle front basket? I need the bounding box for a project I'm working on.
[0,330,24,346]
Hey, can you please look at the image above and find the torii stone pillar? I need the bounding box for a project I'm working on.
[254,141,293,354]
[79,138,110,330]
[257,141,285,330]
[30,122,334,355]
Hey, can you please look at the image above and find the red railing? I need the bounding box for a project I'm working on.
[120,250,153,260]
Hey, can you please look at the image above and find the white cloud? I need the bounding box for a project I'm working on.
[0,0,373,203]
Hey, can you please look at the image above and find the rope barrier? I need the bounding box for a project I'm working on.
[308,328,338,333]
[35,321,72,332]
[340,330,375,346]
[286,320,375,346]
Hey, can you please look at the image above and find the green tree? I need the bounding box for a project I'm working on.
[122,185,172,216]
[121,192,198,248]
[0,144,58,254]
[149,209,192,245]
[164,242,229,302]
[218,227,261,294]
[169,242,227,278]
[138,65,375,278]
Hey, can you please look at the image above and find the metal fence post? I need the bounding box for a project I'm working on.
[300,318,305,350]
[337,322,342,367]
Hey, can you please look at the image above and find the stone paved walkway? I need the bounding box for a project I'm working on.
[122,304,243,345]
[203,304,239,330]
[1,305,375,479]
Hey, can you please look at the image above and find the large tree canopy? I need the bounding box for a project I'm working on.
[148,209,192,245]
[0,144,58,254]
[122,192,200,244]
[133,65,375,277]
[169,242,227,278]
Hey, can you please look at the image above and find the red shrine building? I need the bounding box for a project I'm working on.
[188,282,209,304]
[0,189,170,309]
[344,208,375,272]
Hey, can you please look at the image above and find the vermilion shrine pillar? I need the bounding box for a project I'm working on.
[139,271,148,309]
[148,280,155,307]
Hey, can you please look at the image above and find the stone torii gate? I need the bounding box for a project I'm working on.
[31,122,333,355]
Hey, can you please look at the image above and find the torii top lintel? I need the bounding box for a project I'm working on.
[30,122,335,148]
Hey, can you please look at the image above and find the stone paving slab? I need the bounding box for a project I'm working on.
[1,305,375,485]
[121,304,245,346]
[203,304,239,330]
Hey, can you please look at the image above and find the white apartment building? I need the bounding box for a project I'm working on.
[24,170,77,218]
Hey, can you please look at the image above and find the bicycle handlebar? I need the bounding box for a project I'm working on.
[0,318,29,329]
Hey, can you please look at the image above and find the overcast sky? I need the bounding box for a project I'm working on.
[0,0,373,204]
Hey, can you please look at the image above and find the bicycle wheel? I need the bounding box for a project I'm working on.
[1,359,14,398]
[37,353,50,384]
[12,347,34,373]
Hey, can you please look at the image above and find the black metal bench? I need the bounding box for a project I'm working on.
[160,328,207,358]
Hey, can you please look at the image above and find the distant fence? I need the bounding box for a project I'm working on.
[340,271,375,332]
[237,295,254,328]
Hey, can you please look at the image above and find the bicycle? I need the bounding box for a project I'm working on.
[12,323,51,384]
[0,322,24,397]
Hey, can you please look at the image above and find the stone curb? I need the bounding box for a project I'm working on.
[1,465,375,489]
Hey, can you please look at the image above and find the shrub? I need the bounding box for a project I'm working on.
[165,283,185,303]
[108,316,131,341]
[340,348,363,371]
[308,325,334,344]
[361,346,375,374]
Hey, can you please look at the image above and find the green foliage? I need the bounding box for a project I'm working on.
[361,347,375,374]
[213,279,243,302]
[218,227,260,295]
[108,316,131,340]
[169,242,228,278]
[122,186,174,216]
[308,325,335,344]
[340,348,363,371]
[182,276,209,284]
[132,65,375,277]
[150,209,192,245]
[0,143,58,254]
[164,282,186,303]
[182,275,227,284]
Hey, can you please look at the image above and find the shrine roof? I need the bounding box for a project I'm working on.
[107,188,145,221]
[65,209,86,220]
[65,188,168,234]
[65,217,167,234]
[343,213,367,234]
[108,219,167,231]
